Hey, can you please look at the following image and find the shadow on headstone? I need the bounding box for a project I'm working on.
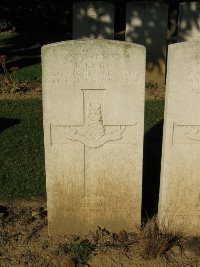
[126,2,168,86]
[0,118,21,133]
[142,119,164,222]
[168,0,180,44]
[178,2,200,42]
[114,0,125,40]
[73,1,114,39]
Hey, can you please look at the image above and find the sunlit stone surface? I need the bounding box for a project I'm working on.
[159,42,200,235]
[42,40,145,235]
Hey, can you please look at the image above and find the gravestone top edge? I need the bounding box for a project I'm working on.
[126,1,168,7]
[180,2,200,6]
[73,0,114,4]
[41,39,146,51]
[168,41,200,49]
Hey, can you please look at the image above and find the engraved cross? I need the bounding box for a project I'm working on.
[52,89,131,199]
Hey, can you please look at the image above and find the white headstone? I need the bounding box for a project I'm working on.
[73,1,114,39]
[125,2,168,86]
[178,2,200,42]
[42,40,145,235]
[159,42,200,235]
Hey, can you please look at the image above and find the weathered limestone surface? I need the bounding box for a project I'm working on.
[42,40,145,235]
[158,42,200,235]
[126,2,168,86]
[73,1,114,39]
[178,2,200,42]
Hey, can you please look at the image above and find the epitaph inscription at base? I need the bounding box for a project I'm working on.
[42,40,145,235]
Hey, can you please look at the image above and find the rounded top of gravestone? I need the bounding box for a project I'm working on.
[179,1,200,3]
[73,0,114,3]
[41,39,146,52]
[126,0,167,4]
[169,41,200,48]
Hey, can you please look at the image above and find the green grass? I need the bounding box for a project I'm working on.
[0,99,164,200]
[0,99,45,199]
[144,100,164,133]
[0,30,70,82]
[0,32,41,81]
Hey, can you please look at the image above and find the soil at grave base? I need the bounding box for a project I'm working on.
[0,200,199,267]
[0,84,165,100]
[145,84,165,100]
[0,85,42,100]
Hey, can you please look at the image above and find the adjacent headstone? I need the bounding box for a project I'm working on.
[158,42,200,235]
[125,2,168,86]
[73,1,114,39]
[178,2,200,42]
[42,40,145,235]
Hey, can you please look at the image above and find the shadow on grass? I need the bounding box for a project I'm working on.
[0,205,9,217]
[0,118,21,133]
[6,57,41,70]
[142,119,164,222]
[0,31,72,74]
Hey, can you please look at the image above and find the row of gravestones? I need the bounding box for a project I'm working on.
[42,39,200,236]
[73,1,200,87]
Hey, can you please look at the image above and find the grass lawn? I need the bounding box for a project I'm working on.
[144,100,164,133]
[0,31,72,82]
[0,99,45,199]
[0,99,164,200]
[0,32,42,81]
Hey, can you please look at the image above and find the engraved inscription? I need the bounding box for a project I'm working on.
[173,123,200,145]
[45,52,138,85]
[183,77,200,85]
[65,102,126,148]
[76,202,111,208]
[55,51,122,62]
[45,73,136,85]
